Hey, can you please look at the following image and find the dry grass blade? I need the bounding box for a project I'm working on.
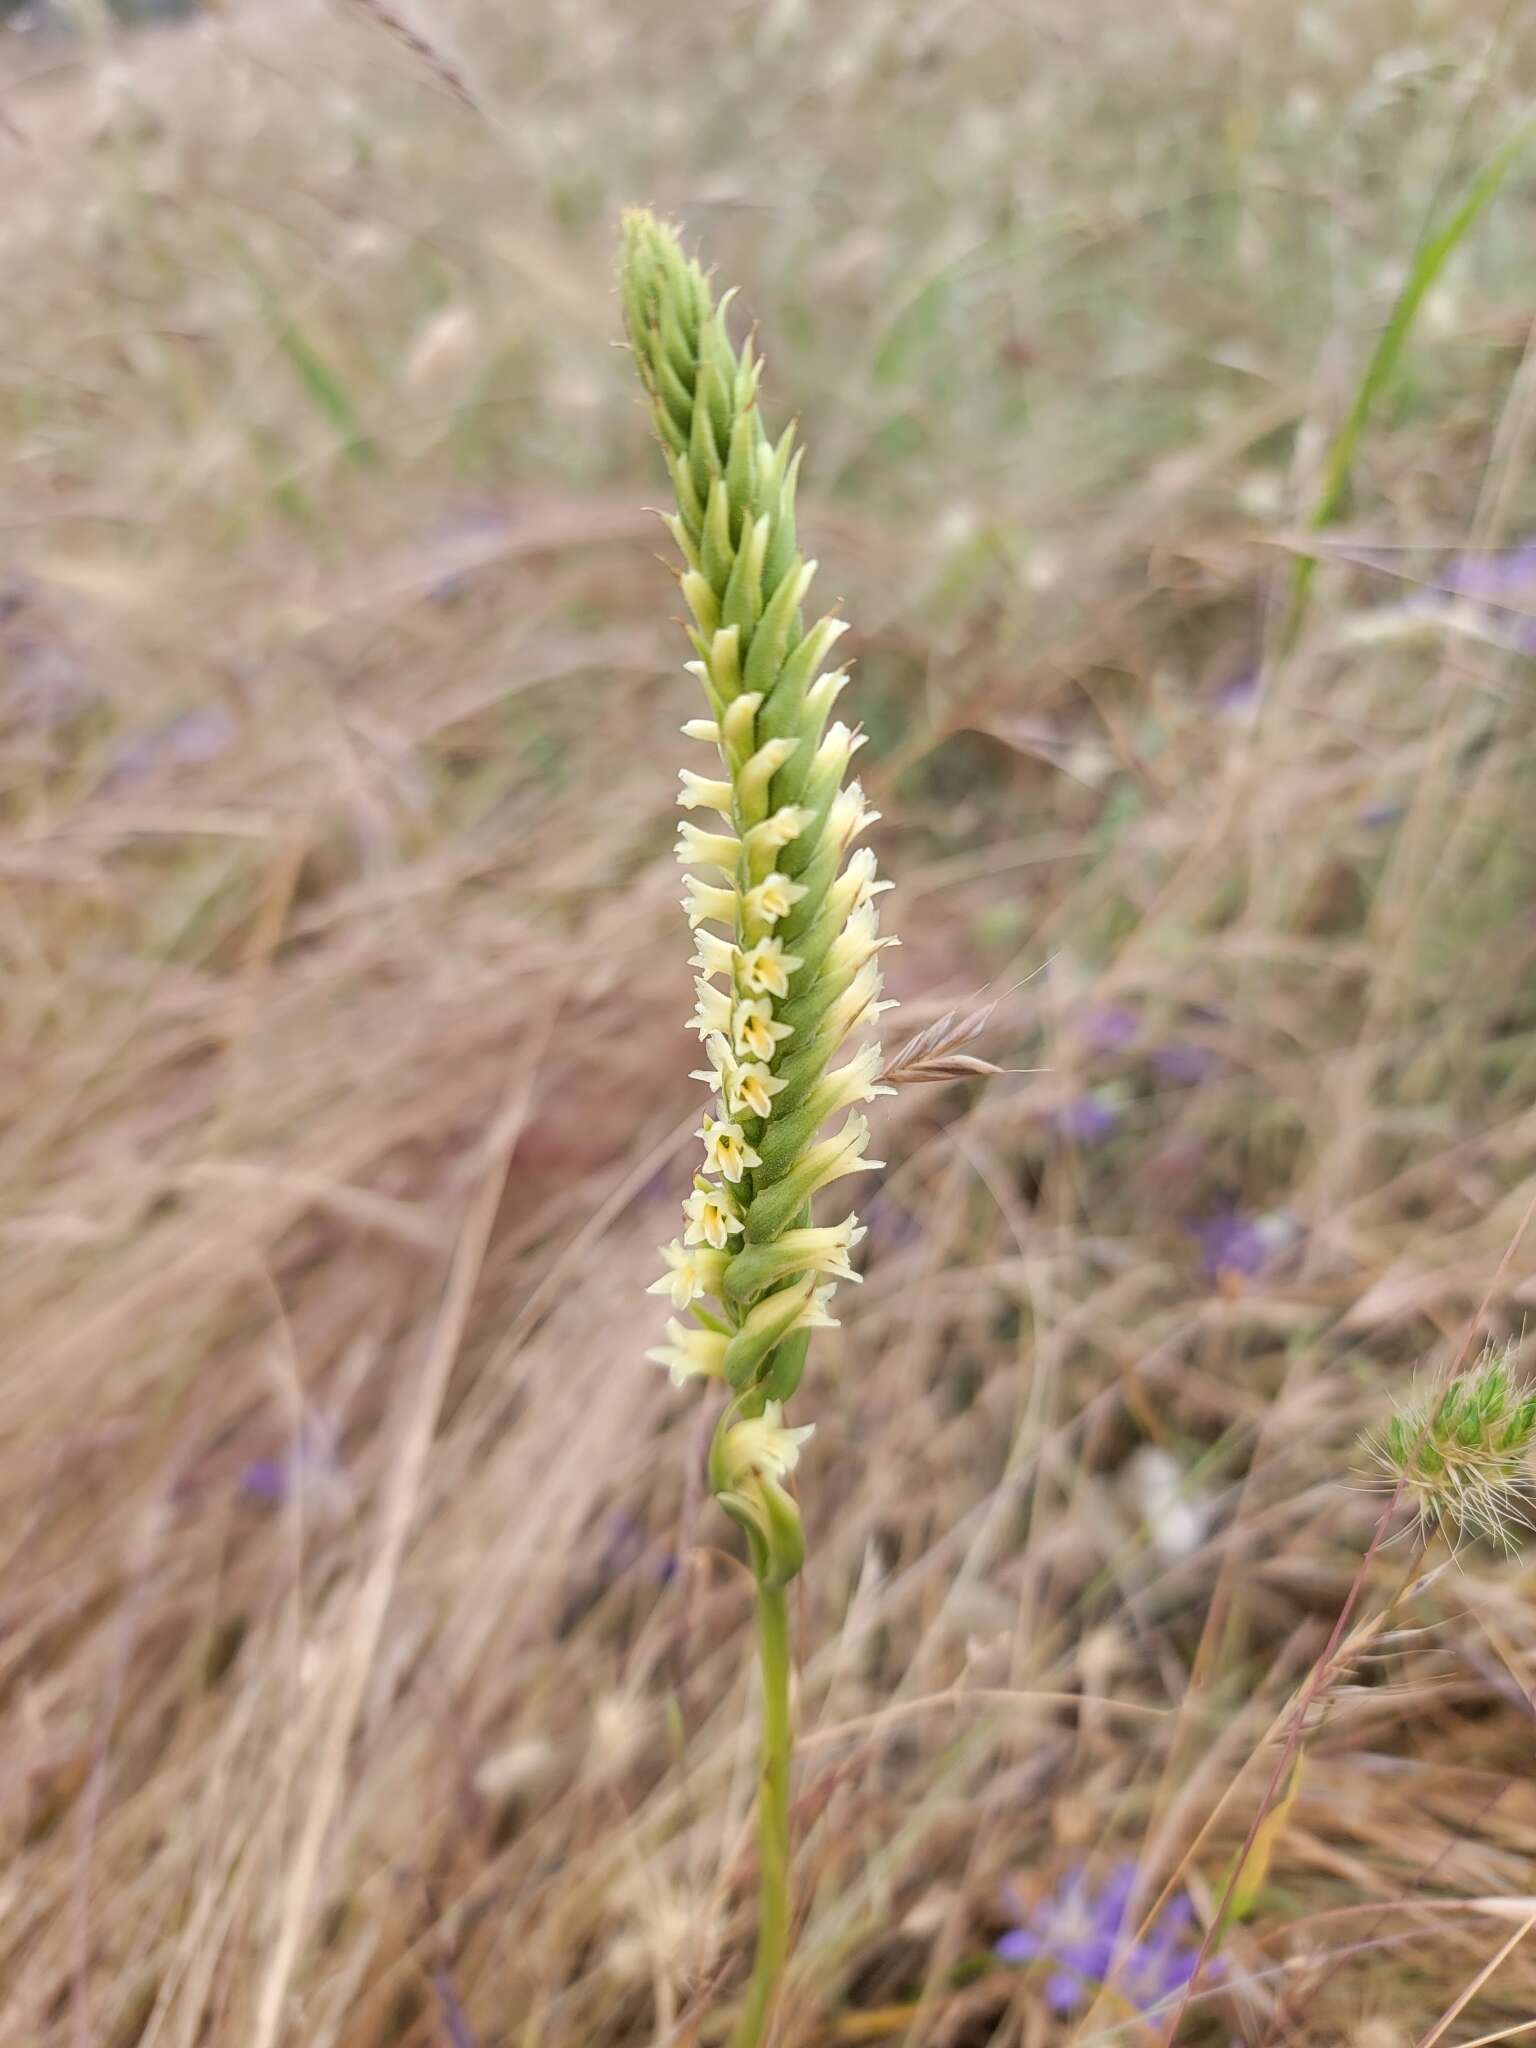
[339,0,483,112]
[879,1001,1009,1085]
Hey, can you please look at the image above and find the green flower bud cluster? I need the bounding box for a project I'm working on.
[1369,1343,1536,1550]
[624,212,896,1585]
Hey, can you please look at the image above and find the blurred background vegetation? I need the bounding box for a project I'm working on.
[3,2,1536,2043]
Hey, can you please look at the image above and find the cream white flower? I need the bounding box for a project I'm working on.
[677,769,734,817]
[740,937,803,998]
[780,1216,867,1283]
[675,823,741,874]
[803,663,851,724]
[645,1318,730,1387]
[719,1399,816,1485]
[825,846,894,928]
[745,806,815,863]
[690,1030,736,1099]
[827,780,881,851]
[800,1282,840,1331]
[689,978,734,1039]
[689,929,738,981]
[733,1059,787,1120]
[695,1028,781,1122]
[681,715,721,744]
[734,997,793,1061]
[683,1178,743,1249]
[823,900,894,980]
[822,960,897,1046]
[796,1114,884,1199]
[683,877,737,929]
[811,720,866,784]
[743,872,809,928]
[648,1239,729,1309]
[816,1041,895,1115]
[698,1115,761,1183]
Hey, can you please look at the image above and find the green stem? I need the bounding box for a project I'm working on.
[728,1578,793,2048]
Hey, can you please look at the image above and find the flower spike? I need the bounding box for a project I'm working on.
[626,203,907,2048]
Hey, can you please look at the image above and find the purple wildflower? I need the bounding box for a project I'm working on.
[603,1511,646,1574]
[109,706,238,784]
[995,1862,1203,2017]
[1359,799,1405,829]
[1187,1207,1269,1281]
[238,1458,289,1502]
[239,1420,349,1514]
[1187,1205,1299,1283]
[1445,540,1536,603]
[1151,1042,1219,1085]
[1213,667,1261,720]
[1078,1003,1138,1055]
[1054,1092,1120,1146]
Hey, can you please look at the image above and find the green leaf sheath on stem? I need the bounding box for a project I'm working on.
[727,1582,793,2048]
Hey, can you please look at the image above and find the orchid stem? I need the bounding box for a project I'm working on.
[729,1579,792,2048]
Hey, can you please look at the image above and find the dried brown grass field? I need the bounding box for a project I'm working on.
[3,1,1536,2042]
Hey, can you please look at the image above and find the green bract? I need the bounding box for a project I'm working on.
[630,211,896,1576]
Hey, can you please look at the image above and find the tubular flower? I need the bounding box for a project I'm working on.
[627,212,897,1567]
[645,1319,731,1387]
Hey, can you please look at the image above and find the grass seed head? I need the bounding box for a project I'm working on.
[1367,1343,1536,1551]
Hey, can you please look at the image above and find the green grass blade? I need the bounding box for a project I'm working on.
[1283,114,1536,650]
[228,239,381,472]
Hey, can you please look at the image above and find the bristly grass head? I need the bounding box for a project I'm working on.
[1366,1343,1536,1553]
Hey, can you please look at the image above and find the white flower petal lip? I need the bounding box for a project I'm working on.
[677,769,734,816]
[819,1041,896,1115]
[647,1239,727,1310]
[803,662,851,722]
[645,1318,730,1387]
[683,877,737,929]
[743,873,809,928]
[690,1030,741,1111]
[721,1399,816,1484]
[733,1060,787,1120]
[739,937,803,998]
[735,998,793,1060]
[812,720,867,781]
[689,979,734,1039]
[827,780,881,850]
[689,930,738,980]
[746,806,815,860]
[698,1116,762,1184]
[823,899,894,980]
[683,1180,744,1249]
[675,823,742,874]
